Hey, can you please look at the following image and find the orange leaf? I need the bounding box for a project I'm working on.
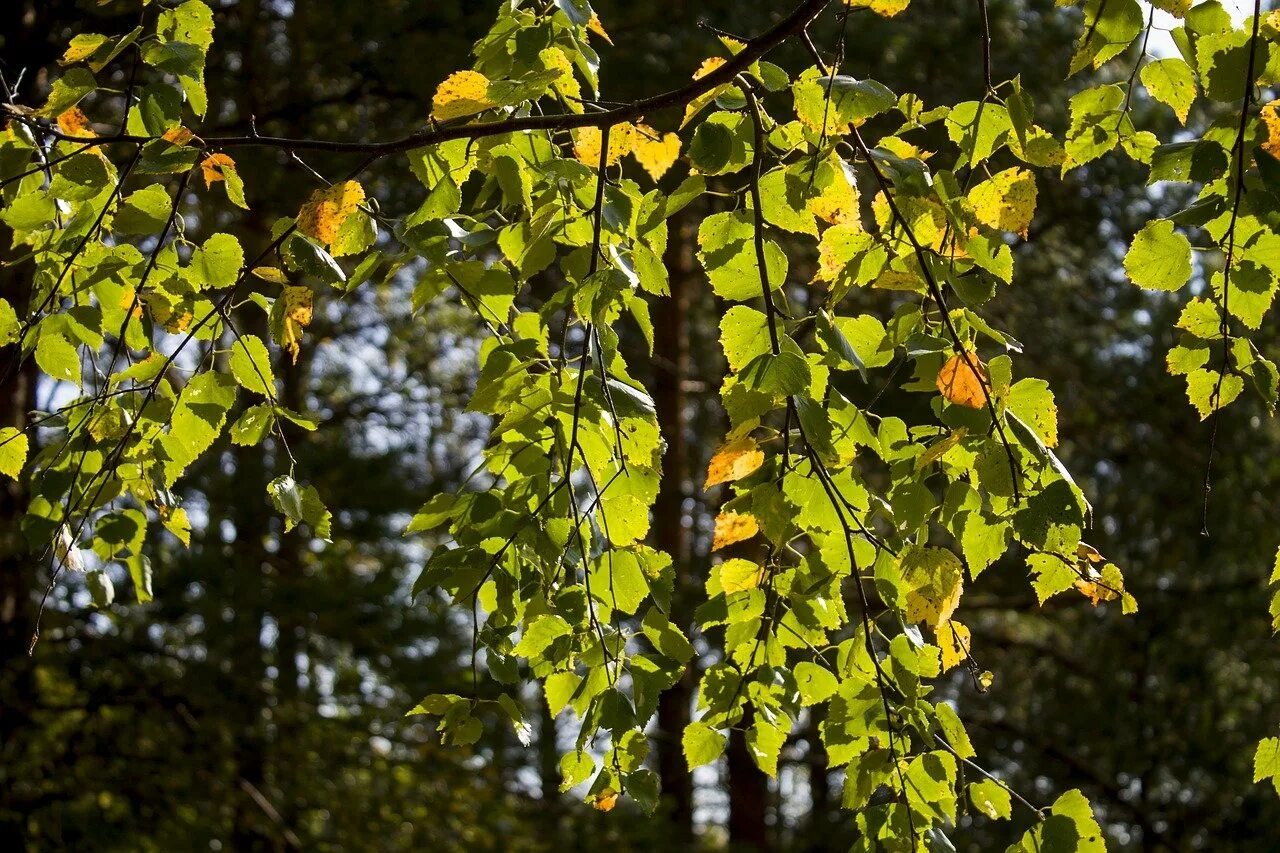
[936,352,989,409]
[162,126,195,146]
[56,107,94,138]
[592,789,619,812]
[296,180,365,246]
[705,437,764,489]
[711,511,759,551]
[200,152,235,188]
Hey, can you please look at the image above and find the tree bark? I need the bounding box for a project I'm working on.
[654,211,695,840]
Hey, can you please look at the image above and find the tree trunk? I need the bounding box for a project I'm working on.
[727,709,770,851]
[654,211,695,840]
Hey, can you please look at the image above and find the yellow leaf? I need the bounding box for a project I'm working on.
[901,545,963,628]
[936,352,989,409]
[252,267,290,285]
[1262,101,1280,162]
[693,57,727,81]
[705,437,764,488]
[573,123,634,168]
[592,789,619,812]
[712,511,759,551]
[631,124,681,181]
[281,285,313,364]
[56,107,94,138]
[200,152,235,188]
[296,180,365,246]
[872,269,926,292]
[118,285,142,319]
[587,13,614,45]
[61,36,106,66]
[283,285,313,327]
[937,620,972,672]
[719,558,765,594]
[162,126,194,146]
[681,57,729,129]
[968,167,1037,238]
[431,70,494,122]
[844,0,911,17]
[808,155,860,226]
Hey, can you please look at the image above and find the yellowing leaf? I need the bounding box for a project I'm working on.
[540,47,581,103]
[808,155,860,225]
[572,123,634,167]
[937,352,989,409]
[712,511,759,551]
[162,126,194,146]
[844,0,911,17]
[431,70,494,122]
[681,57,729,129]
[719,558,765,593]
[968,167,1037,238]
[1262,100,1280,162]
[693,57,727,81]
[281,285,313,364]
[900,545,964,628]
[592,789,619,812]
[56,107,94,138]
[705,436,765,488]
[61,34,108,65]
[1074,562,1134,614]
[200,152,235,188]
[586,13,613,45]
[937,620,972,672]
[297,180,365,246]
[252,267,290,285]
[0,427,29,480]
[915,427,967,471]
[631,124,681,181]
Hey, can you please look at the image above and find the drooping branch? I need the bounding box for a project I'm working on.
[2,0,832,159]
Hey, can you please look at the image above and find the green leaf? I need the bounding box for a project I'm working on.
[682,721,726,769]
[1124,220,1192,291]
[229,334,277,397]
[969,779,1013,820]
[746,719,788,778]
[35,333,81,386]
[739,351,811,398]
[0,428,28,480]
[114,185,174,234]
[1255,737,1280,796]
[1009,788,1105,852]
[1140,57,1196,124]
[190,232,244,289]
[86,569,115,608]
[266,475,332,540]
[794,661,839,706]
[514,614,573,660]
[40,68,96,116]
[719,305,772,373]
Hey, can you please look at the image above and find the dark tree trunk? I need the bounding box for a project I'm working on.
[654,211,695,840]
[727,710,770,851]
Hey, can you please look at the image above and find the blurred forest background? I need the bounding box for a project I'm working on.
[2,0,1279,849]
